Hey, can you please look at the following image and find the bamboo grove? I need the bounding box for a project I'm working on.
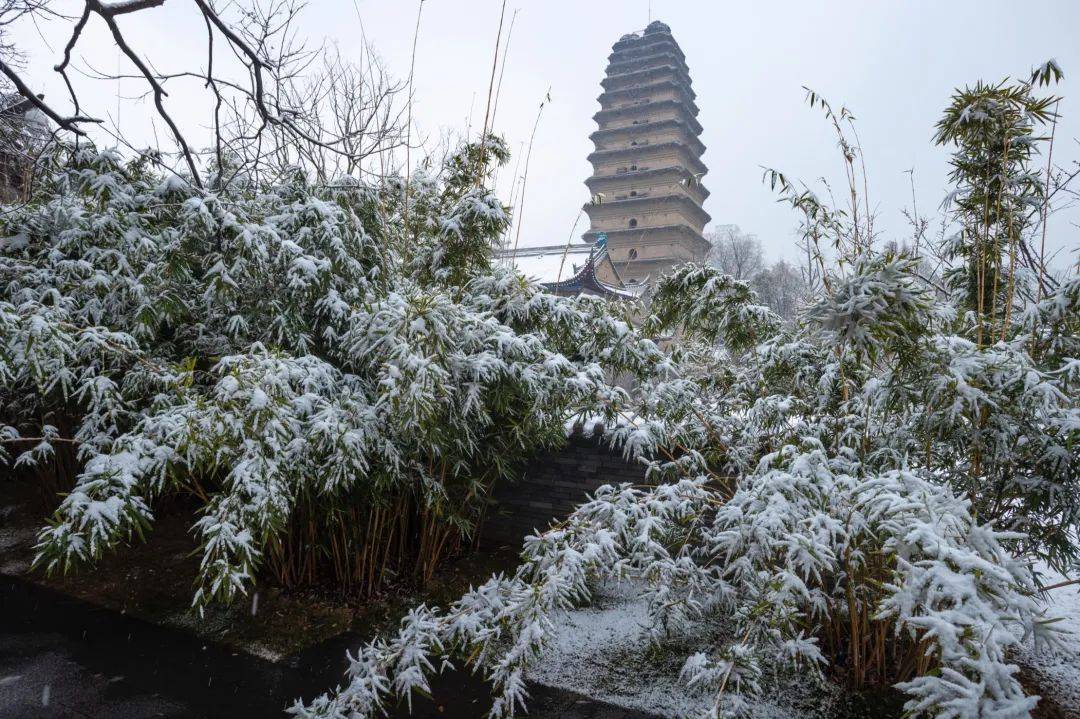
[291,66,1077,719]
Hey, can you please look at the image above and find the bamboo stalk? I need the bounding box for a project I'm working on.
[477,0,508,180]
[988,135,1010,338]
[488,9,518,139]
[402,0,426,235]
[556,210,584,286]
[511,88,550,261]
[1036,100,1060,304]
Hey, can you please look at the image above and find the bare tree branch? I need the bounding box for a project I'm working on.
[0,58,99,134]
[0,0,407,189]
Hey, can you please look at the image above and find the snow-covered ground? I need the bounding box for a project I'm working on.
[527,580,844,719]
[528,581,710,718]
[529,574,1080,719]
[1017,565,1080,714]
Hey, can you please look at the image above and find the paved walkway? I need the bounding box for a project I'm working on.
[0,576,658,719]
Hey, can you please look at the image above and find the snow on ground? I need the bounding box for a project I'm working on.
[528,580,841,719]
[527,581,710,718]
[529,572,1080,719]
[1017,564,1080,714]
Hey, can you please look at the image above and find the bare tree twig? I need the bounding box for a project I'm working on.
[0,58,99,134]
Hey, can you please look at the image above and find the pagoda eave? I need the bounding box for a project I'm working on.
[583,224,711,254]
[596,94,701,117]
[590,132,706,159]
[585,171,710,204]
[587,144,707,176]
[609,37,684,63]
[601,64,692,90]
[589,117,703,143]
[607,52,690,78]
[584,194,711,228]
[599,79,696,105]
[593,101,702,132]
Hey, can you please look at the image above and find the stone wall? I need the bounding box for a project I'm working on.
[480,428,648,546]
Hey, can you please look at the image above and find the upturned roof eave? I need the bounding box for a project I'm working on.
[540,247,640,300]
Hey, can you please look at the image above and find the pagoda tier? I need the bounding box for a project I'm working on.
[581,225,711,286]
[589,116,703,150]
[601,64,695,95]
[598,81,699,113]
[610,32,685,63]
[591,140,708,178]
[588,132,707,164]
[581,20,709,288]
[592,100,702,135]
[585,194,710,235]
[584,165,709,206]
[607,51,690,79]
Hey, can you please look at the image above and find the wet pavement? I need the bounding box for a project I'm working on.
[0,576,660,719]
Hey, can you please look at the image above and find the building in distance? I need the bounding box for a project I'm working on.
[582,20,710,290]
[497,20,710,300]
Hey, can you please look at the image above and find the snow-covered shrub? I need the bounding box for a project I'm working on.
[1,139,669,606]
[295,441,1063,719]
[296,73,1078,719]
[648,263,779,353]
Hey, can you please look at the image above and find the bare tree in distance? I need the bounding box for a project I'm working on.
[0,2,68,201]
[751,258,808,322]
[0,93,52,202]
[705,224,807,322]
[706,224,764,280]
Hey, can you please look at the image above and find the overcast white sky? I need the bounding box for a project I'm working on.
[13,0,1080,265]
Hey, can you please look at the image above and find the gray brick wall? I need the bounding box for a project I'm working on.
[480,426,648,546]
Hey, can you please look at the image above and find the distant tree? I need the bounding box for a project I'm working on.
[750,259,807,321]
[706,224,763,280]
[705,226,804,321]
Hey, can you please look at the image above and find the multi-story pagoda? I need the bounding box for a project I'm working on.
[582,21,710,288]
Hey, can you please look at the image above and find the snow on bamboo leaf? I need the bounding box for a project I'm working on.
[6,141,665,613]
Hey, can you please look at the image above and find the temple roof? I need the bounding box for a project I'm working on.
[540,245,642,299]
[494,244,642,300]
